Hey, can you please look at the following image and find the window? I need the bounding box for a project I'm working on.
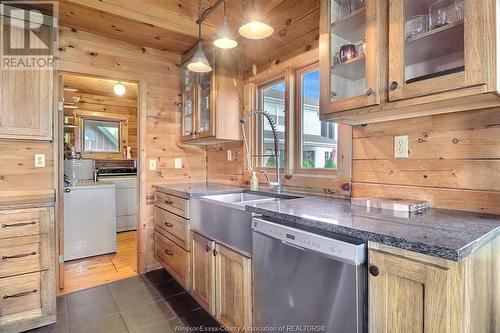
[83,119,120,153]
[257,79,286,168]
[298,67,338,170]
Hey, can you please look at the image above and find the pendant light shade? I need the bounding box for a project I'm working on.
[214,2,238,49]
[239,0,273,39]
[187,42,212,73]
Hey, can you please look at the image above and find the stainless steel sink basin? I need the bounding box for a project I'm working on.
[191,191,301,255]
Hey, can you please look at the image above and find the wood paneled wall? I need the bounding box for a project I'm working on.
[58,26,206,272]
[206,142,245,185]
[352,108,500,215]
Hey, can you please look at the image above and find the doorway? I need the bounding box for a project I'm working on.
[57,73,140,294]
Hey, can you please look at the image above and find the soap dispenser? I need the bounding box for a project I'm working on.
[250,171,259,191]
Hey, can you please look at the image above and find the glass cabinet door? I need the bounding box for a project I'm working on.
[182,66,195,138]
[320,0,384,115]
[197,71,212,136]
[388,0,487,101]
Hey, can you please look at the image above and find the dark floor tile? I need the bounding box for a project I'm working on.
[25,315,69,333]
[56,296,67,315]
[108,275,149,298]
[120,299,177,332]
[151,278,185,298]
[128,317,183,333]
[113,285,161,312]
[67,296,118,328]
[66,285,113,311]
[143,268,174,286]
[70,314,128,333]
[180,308,222,329]
[166,292,202,316]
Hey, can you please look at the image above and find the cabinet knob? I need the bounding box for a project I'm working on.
[164,222,174,228]
[390,81,399,90]
[164,200,174,206]
[164,249,174,256]
[205,246,211,252]
[213,249,218,256]
[369,265,380,277]
[189,131,194,135]
[365,88,374,96]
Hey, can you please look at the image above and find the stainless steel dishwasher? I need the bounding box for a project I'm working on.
[252,217,367,333]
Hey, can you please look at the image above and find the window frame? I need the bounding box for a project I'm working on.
[255,75,288,170]
[82,117,122,153]
[295,63,340,175]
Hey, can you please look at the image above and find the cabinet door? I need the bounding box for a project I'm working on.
[181,65,196,141]
[215,244,252,331]
[195,71,214,139]
[190,232,216,314]
[388,0,489,101]
[319,0,387,115]
[0,15,54,140]
[368,249,450,333]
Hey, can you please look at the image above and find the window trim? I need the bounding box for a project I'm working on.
[82,118,122,153]
[255,75,288,170]
[295,63,341,175]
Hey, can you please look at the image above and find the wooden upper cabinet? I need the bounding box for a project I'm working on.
[181,45,242,145]
[319,0,388,115]
[388,0,490,101]
[190,232,216,315]
[0,9,55,141]
[215,244,252,332]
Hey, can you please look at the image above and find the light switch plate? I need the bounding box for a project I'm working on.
[174,158,182,169]
[394,135,409,158]
[227,150,232,161]
[34,154,45,168]
[149,159,157,171]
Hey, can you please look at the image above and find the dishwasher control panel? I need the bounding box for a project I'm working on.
[252,218,366,265]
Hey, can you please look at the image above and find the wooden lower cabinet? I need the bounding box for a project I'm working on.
[189,231,252,332]
[368,240,499,333]
[190,232,216,315]
[214,244,252,331]
[154,231,190,290]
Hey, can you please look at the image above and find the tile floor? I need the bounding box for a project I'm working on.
[28,269,221,333]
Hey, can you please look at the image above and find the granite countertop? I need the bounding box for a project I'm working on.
[153,182,500,261]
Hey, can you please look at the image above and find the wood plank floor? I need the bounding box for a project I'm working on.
[60,231,138,295]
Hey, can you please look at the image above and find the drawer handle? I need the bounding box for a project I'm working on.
[205,246,211,252]
[369,265,380,277]
[165,249,174,256]
[164,200,174,206]
[2,221,37,228]
[2,251,37,260]
[164,222,174,228]
[3,289,38,299]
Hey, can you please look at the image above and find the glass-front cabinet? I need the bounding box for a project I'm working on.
[319,0,387,115]
[388,0,488,101]
[181,46,242,144]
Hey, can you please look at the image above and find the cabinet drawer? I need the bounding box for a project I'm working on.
[155,207,190,250]
[0,235,49,278]
[154,192,189,219]
[155,231,190,290]
[0,272,43,324]
[0,208,51,240]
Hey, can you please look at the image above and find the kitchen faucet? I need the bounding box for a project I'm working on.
[240,110,281,193]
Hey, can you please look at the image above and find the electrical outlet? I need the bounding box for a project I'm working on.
[149,159,157,171]
[34,154,45,167]
[174,158,182,169]
[227,150,232,161]
[394,135,409,158]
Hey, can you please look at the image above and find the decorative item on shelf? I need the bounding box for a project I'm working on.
[333,51,341,65]
[213,0,237,49]
[337,0,365,19]
[429,0,457,29]
[455,0,464,21]
[406,14,429,39]
[339,44,357,62]
[356,38,366,56]
[239,0,274,39]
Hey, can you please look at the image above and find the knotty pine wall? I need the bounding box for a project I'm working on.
[58,26,206,272]
[352,108,500,215]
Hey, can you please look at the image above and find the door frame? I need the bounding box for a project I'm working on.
[55,70,147,291]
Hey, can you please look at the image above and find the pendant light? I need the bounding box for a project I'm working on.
[187,22,213,73]
[213,0,238,49]
[113,82,126,96]
[239,0,274,39]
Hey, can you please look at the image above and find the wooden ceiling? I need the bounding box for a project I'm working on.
[59,0,320,68]
[63,74,138,100]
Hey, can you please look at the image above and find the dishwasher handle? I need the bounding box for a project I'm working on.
[252,217,366,265]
